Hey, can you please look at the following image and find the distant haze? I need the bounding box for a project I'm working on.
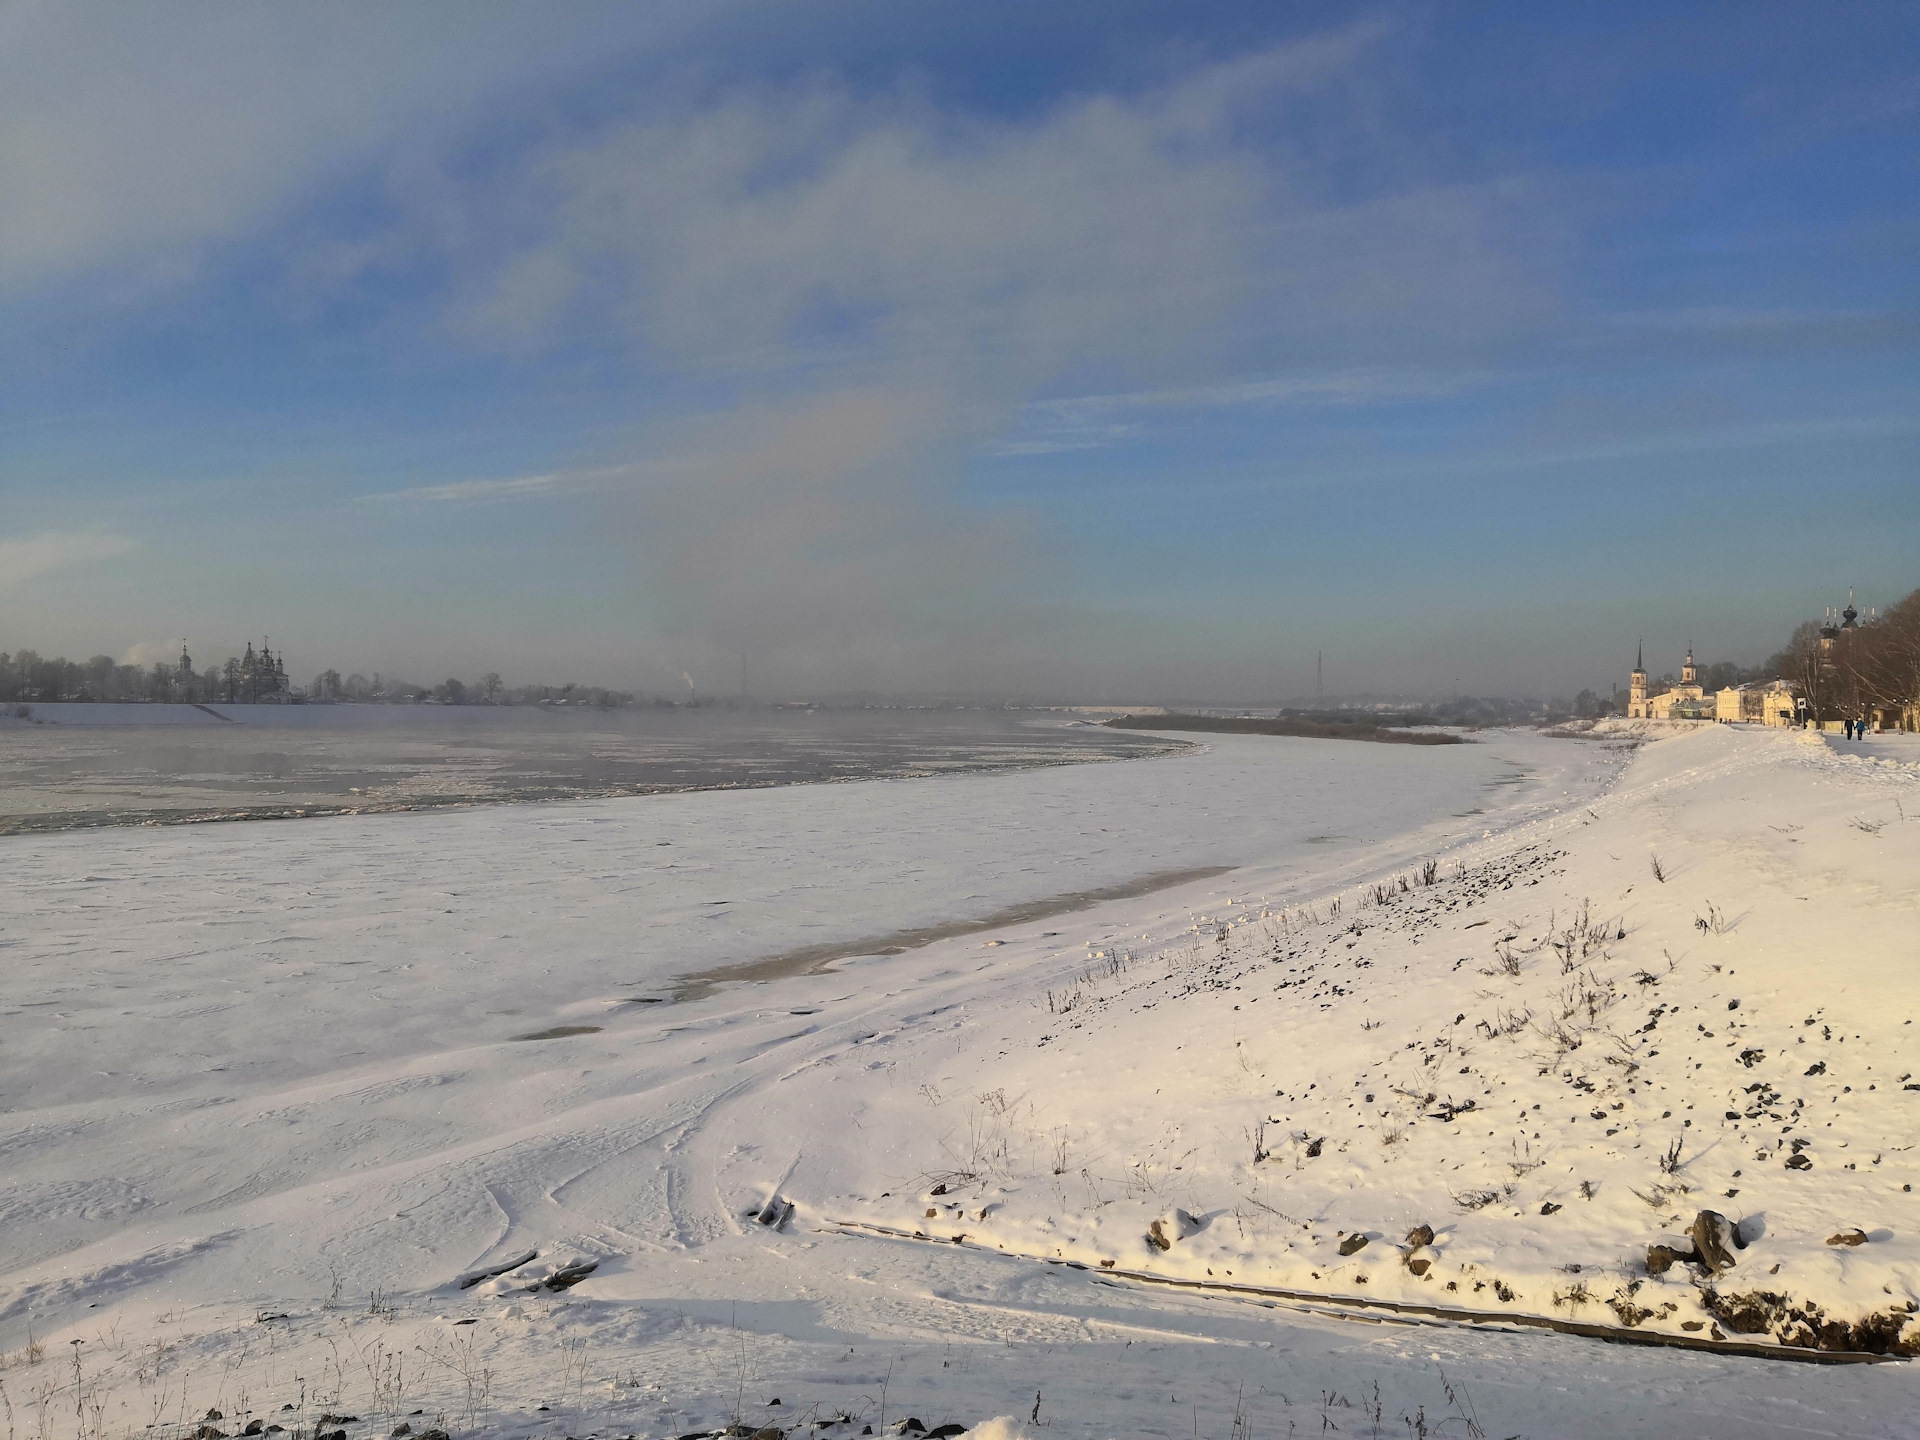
[1,2,1915,700]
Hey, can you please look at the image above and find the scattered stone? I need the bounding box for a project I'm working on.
[1407,1255,1433,1277]
[1804,1061,1826,1076]
[927,1427,968,1438]
[1826,1229,1869,1247]
[1785,1152,1813,1171]
[244,1423,263,1436]
[1338,1232,1369,1256]
[1689,1210,1740,1273]
[1539,1201,1562,1216]
[1406,1224,1434,1247]
[1305,1137,1324,1158]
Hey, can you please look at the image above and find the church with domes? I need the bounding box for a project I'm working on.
[1626,643,1715,720]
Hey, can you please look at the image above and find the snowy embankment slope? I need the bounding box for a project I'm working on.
[2,726,1918,1439]
[817,725,1920,1357]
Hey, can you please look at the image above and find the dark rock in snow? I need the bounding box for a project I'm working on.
[1785,1152,1813,1170]
[1338,1232,1369,1256]
[244,1423,263,1436]
[456,1248,539,1289]
[544,1259,599,1290]
[1406,1224,1435,1247]
[1645,1244,1690,1276]
[1148,1209,1203,1250]
[1539,1202,1562,1215]
[927,1427,968,1438]
[1305,1137,1324,1158]
[1690,1210,1740,1273]
[1826,1229,1869,1247]
[1407,1256,1432,1277]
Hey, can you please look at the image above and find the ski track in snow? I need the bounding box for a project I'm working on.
[2,726,1918,1438]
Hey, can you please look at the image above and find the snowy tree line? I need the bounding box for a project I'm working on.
[1786,584,1920,727]
[0,651,638,708]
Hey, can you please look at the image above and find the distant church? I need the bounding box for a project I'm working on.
[1626,643,1714,720]
[1626,642,1795,725]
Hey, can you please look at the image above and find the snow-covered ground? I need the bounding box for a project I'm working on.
[2,725,1917,1438]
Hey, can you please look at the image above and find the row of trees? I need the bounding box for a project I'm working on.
[0,649,639,709]
[305,670,640,708]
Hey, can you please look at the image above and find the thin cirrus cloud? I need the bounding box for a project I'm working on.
[366,470,619,506]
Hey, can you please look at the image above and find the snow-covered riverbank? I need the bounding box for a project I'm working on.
[3,725,1917,1438]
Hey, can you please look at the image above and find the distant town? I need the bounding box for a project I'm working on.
[3,585,1915,729]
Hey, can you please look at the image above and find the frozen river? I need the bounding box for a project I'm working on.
[0,703,1182,833]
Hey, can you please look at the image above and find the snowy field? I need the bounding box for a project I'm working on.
[2,725,1918,1438]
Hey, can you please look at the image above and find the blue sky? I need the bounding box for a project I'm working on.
[2,1,1915,700]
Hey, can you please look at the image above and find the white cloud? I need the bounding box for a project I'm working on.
[0,1,686,294]
[0,531,136,584]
